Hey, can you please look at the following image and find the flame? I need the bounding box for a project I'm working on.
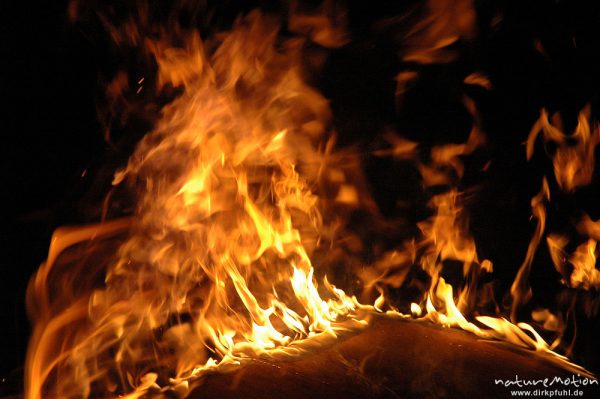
[525,105,600,290]
[400,0,476,65]
[25,4,596,399]
[547,233,600,290]
[372,99,582,367]
[569,240,600,289]
[26,12,370,399]
[527,106,600,193]
[510,178,550,321]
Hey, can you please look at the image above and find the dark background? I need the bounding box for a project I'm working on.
[2,0,106,391]
[1,0,599,395]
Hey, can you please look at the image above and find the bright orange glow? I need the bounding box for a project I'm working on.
[25,6,595,399]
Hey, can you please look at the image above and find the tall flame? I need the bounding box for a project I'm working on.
[526,108,600,291]
[25,5,596,399]
[26,12,369,399]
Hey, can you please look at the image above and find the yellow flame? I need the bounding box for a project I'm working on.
[25,6,594,399]
[26,12,365,399]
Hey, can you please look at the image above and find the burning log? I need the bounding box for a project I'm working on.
[24,218,598,399]
[187,315,597,399]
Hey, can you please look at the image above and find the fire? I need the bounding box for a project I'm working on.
[527,106,600,193]
[548,232,600,290]
[510,178,550,321]
[25,3,597,399]
[27,12,372,399]
[526,108,600,291]
[541,122,600,291]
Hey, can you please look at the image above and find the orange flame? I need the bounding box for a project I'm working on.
[25,5,595,399]
[527,106,600,193]
[26,12,370,399]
